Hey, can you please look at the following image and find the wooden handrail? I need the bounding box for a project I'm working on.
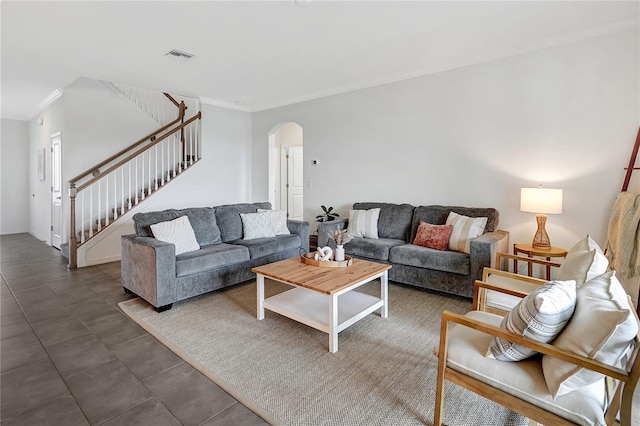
[164,92,181,108]
[75,112,200,193]
[69,101,186,185]
[68,113,184,185]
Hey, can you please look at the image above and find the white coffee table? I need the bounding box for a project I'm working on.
[252,257,391,353]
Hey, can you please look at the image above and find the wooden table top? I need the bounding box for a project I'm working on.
[514,243,567,257]
[252,257,391,295]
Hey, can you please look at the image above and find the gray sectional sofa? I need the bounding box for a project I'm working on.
[121,202,309,312]
[317,202,508,298]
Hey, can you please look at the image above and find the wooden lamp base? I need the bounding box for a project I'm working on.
[532,213,551,249]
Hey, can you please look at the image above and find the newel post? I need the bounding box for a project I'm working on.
[179,101,187,163]
[68,183,78,269]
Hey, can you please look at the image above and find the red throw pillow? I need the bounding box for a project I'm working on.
[412,221,453,251]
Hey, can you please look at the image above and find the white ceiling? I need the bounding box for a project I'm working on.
[2,1,638,120]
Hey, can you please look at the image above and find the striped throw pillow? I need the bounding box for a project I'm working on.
[446,211,488,254]
[487,279,577,361]
[347,208,380,239]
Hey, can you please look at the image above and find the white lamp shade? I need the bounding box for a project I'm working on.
[520,187,563,214]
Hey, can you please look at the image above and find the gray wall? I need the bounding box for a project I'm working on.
[1,119,29,234]
[252,30,640,249]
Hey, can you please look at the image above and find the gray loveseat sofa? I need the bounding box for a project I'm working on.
[122,202,309,312]
[317,202,508,298]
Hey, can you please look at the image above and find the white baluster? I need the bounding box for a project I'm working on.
[121,167,125,215]
[80,191,85,243]
[160,139,169,186]
[97,181,101,231]
[161,140,165,186]
[113,170,118,220]
[154,146,159,190]
[89,186,93,238]
[105,174,110,226]
[135,157,139,205]
[172,134,177,178]
[127,161,131,209]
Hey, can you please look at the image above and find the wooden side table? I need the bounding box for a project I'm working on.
[513,243,568,280]
[309,235,318,252]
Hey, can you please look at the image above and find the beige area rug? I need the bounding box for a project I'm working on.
[119,280,528,426]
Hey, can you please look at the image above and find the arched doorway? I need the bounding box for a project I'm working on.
[268,122,303,220]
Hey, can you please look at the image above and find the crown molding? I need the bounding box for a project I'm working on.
[199,96,252,113]
[28,89,63,121]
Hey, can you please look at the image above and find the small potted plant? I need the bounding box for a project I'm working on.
[329,229,352,261]
[315,205,339,222]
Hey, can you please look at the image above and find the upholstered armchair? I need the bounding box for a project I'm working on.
[435,279,640,425]
[435,236,640,426]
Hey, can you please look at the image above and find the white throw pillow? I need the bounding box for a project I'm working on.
[257,209,290,235]
[446,211,487,254]
[241,212,275,240]
[347,208,380,239]
[556,235,608,286]
[542,271,639,397]
[487,280,576,361]
[150,215,200,256]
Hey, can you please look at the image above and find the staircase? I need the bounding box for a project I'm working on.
[64,89,202,268]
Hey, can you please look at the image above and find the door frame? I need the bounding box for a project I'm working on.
[268,122,303,212]
[50,131,63,249]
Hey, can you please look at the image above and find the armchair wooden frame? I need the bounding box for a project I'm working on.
[434,279,640,426]
[495,252,562,277]
[477,252,561,315]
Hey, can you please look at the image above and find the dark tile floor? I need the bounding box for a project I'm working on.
[0,233,267,425]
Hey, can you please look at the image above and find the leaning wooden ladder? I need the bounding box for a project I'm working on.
[614,127,640,316]
[621,127,640,192]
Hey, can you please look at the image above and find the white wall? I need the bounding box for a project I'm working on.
[1,119,30,234]
[252,30,640,250]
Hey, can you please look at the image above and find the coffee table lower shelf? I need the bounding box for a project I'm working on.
[263,288,383,335]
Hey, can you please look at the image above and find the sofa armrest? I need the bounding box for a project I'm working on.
[121,234,177,308]
[317,219,348,247]
[469,230,509,283]
[287,220,310,252]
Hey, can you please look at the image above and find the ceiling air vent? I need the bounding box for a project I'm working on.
[165,49,195,61]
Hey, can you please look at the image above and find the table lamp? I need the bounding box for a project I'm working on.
[520,186,563,250]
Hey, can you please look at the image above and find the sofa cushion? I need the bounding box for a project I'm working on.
[446,212,488,254]
[231,234,302,259]
[133,207,222,246]
[175,243,250,277]
[412,222,453,251]
[410,206,499,242]
[542,271,639,397]
[241,212,275,240]
[389,244,470,275]
[215,202,272,242]
[345,238,405,262]
[448,310,606,426]
[348,208,380,239]
[257,209,290,235]
[352,202,415,241]
[150,216,201,256]
[556,235,608,286]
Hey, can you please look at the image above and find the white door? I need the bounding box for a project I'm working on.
[286,146,304,221]
[51,133,62,249]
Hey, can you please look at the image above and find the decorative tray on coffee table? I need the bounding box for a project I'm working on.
[300,252,353,268]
